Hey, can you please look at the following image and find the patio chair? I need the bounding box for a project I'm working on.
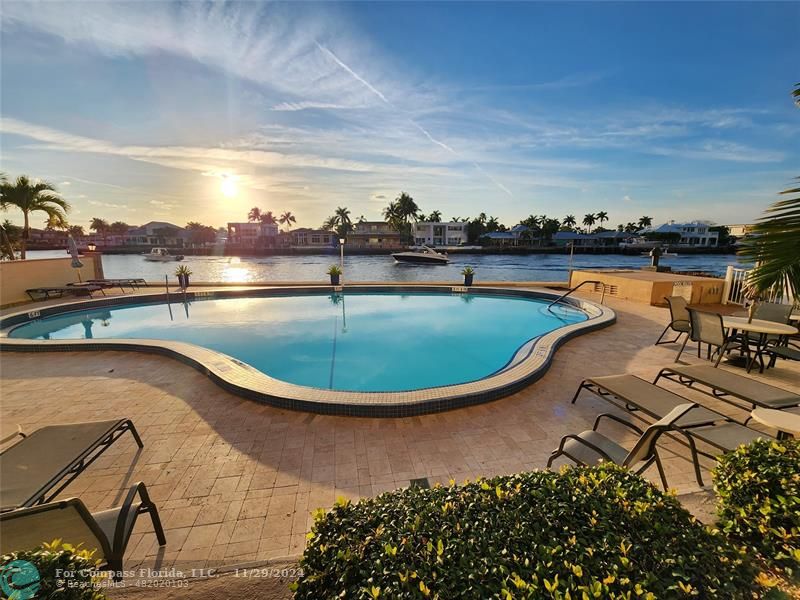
[654,364,800,412]
[753,301,794,324]
[675,308,750,367]
[548,403,699,490]
[655,296,691,345]
[0,420,143,512]
[0,482,166,581]
[764,340,800,368]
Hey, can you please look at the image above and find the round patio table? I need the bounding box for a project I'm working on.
[722,316,798,336]
[721,316,797,372]
[750,407,800,439]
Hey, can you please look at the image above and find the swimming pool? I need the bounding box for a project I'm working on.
[8,291,589,393]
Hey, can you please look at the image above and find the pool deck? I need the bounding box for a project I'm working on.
[1,285,798,575]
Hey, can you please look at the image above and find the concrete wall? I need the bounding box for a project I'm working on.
[569,269,723,306]
[0,255,104,307]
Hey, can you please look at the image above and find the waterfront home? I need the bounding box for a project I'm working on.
[227,221,280,248]
[281,227,337,249]
[480,224,533,246]
[122,221,187,248]
[347,221,402,249]
[641,221,719,247]
[412,221,468,246]
[552,230,636,248]
[26,227,69,248]
[725,223,757,244]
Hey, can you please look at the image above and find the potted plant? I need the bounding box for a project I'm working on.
[327,265,342,285]
[462,266,474,286]
[175,264,192,289]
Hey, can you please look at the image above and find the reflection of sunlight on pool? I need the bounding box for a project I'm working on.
[222,266,252,282]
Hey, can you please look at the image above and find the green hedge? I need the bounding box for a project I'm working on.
[714,438,800,576]
[294,464,760,599]
[1,539,104,600]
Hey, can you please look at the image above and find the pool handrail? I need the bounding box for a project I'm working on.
[547,280,607,311]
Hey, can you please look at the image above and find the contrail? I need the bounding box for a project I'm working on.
[316,43,390,105]
[316,42,512,196]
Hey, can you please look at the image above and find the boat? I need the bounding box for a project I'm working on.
[143,247,184,262]
[392,245,449,265]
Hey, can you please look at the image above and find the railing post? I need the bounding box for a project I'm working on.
[721,265,734,305]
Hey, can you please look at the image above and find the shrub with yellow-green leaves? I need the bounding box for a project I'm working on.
[714,438,800,577]
[1,539,104,600]
[294,464,761,599]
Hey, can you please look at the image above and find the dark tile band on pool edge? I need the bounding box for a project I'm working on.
[0,285,615,417]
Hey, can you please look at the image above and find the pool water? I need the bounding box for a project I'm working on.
[9,293,588,392]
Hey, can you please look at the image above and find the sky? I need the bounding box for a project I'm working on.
[1,1,798,231]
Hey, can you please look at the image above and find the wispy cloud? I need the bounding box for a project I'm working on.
[271,101,358,112]
[462,70,613,92]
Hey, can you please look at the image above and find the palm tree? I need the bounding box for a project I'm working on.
[259,211,277,225]
[110,221,129,235]
[1,219,19,260]
[247,207,262,222]
[428,210,442,223]
[638,216,653,229]
[0,176,69,259]
[322,216,338,231]
[89,217,109,247]
[582,213,596,233]
[334,206,352,229]
[279,211,297,229]
[44,213,68,231]
[563,215,577,230]
[383,201,403,230]
[740,177,799,300]
[596,211,609,228]
[68,225,85,238]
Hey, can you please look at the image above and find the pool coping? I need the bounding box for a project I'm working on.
[0,285,615,417]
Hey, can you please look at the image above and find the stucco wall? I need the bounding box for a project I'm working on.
[0,255,104,307]
[569,269,723,306]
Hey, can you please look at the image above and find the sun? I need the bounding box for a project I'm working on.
[220,176,238,198]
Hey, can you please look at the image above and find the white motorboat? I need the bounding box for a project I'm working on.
[392,245,449,265]
[143,247,184,262]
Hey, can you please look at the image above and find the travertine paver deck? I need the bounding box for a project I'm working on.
[1,292,798,574]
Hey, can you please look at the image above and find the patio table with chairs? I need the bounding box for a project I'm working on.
[659,296,799,372]
[721,316,797,372]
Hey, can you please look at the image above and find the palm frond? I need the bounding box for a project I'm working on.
[739,177,800,300]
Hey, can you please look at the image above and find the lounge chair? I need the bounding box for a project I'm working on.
[572,374,724,428]
[675,308,750,367]
[571,374,768,485]
[0,482,166,581]
[655,296,691,345]
[26,284,103,301]
[85,278,148,292]
[548,403,699,490]
[654,364,800,412]
[0,420,143,512]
